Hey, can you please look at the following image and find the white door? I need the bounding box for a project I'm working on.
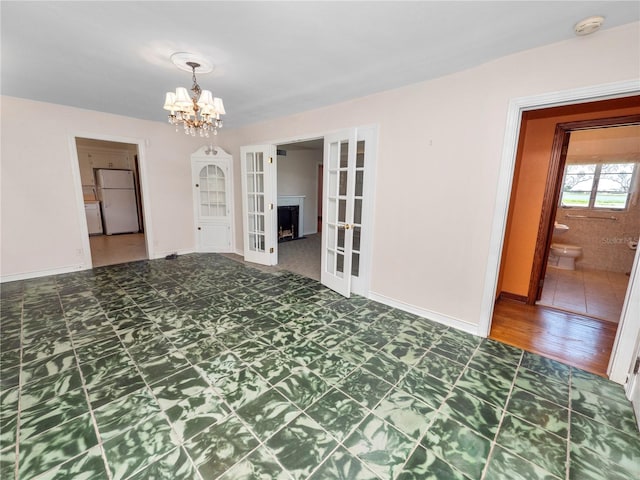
[320,127,377,298]
[192,146,233,252]
[321,130,357,297]
[240,145,278,265]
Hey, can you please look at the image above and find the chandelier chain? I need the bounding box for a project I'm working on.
[188,62,202,101]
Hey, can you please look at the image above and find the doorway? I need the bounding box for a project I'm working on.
[491,96,640,376]
[239,126,377,298]
[275,139,324,281]
[75,138,148,267]
[537,122,640,323]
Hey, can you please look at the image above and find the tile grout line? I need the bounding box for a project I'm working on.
[13,258,630,480]
[15,263,267,478]
[242,305,373,480]
[107,277,208,480]
[296,337,393,480]
[565,369,573,480]
[210,305,404,480]
[479,348,525,480]
[58,287,115,480]
[115,276,314,480]
[368,329,458,479]
[16,272,424,473]
[431,338,500,478]
[289,312,384,477]
[198,299,354,479]
[359,325,484,479]
[13,288,25,480]
[481,354,575,480]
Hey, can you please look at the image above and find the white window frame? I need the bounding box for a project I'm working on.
[559,161,637,211]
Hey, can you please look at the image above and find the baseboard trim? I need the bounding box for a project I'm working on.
[498,292,528,303]
[2,248,199,283]
[368,291,481,336]
[1,264,86,283]
[149,248,195,260]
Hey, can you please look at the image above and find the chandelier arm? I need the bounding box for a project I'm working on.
[165,57,223,137]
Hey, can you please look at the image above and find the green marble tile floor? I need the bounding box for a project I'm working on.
[1,254,639,479]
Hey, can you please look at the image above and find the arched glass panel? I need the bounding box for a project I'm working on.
[199,165,226,217]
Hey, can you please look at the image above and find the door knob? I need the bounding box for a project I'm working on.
[197,227,201,230]
[338,224,351,230]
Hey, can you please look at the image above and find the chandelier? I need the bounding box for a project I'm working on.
[163,60,225,137]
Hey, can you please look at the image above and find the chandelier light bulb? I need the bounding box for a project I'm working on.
[163,55,225,136]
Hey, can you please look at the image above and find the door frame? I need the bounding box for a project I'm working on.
[191,145,235,253]
[240,144,279,265]
[478,79,640,385]
[321,129,357,297]
[528,114,640,304]
[68,132,153,268]
[245,125,378,297]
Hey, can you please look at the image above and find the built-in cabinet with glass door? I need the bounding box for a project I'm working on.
[191,146,234,252]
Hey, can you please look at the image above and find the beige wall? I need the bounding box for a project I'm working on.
[1,97,204,279]
[220,22,640,332]
[1,23,638,334]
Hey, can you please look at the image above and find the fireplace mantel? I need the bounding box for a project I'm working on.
[278,196,305,237]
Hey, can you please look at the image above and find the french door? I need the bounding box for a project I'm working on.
[240,145,278,265]
[321,127,375,297]
[240,127,375,297]
[321,131,357,296]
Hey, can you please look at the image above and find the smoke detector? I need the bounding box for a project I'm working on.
[574,16,605,36]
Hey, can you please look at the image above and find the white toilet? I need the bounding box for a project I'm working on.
[550,243,583,270]
[549,221,582,270]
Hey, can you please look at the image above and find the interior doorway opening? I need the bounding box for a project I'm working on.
[536,123,640,324]
[491,97,640,377]
[75,137,148,267]
[238,126,377,298]
[275,139,324,281]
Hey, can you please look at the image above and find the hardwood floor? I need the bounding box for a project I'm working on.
[490,299,618,377]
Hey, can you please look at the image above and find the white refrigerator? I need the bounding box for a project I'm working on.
[95,169,140,235]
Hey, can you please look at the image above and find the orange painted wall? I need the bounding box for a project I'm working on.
[498,96,640,298]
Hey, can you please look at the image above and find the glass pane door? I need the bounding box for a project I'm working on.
[240,145,277,265]
[351,140,365,277]
[321,130,356,296]
[246,152,265,253]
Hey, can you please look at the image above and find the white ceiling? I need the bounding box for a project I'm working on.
[2,1,638,129]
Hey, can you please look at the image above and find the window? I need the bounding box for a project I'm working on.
[560,162,636,210]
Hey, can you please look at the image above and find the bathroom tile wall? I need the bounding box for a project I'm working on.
[554,199,640,273]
